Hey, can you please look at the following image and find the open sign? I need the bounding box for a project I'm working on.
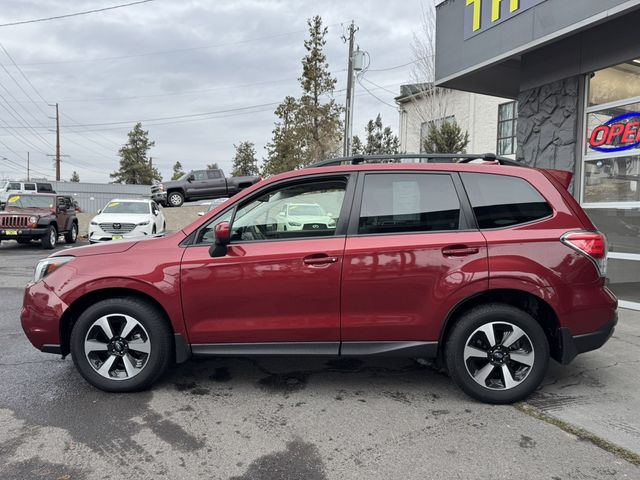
[589,112,640,153]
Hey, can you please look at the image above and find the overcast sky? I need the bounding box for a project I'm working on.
[0,0,425,183]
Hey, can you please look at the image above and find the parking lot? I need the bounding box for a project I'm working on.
[0,239,639,479]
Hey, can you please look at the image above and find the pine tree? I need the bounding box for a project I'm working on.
[352,114,400,155]
[423,121,469,154]
[70,171,80,182]
[110,123,160,184]
[171,161,185,180]
[297,16,343,165]
[263,96,304,176]
[232,141,259,176]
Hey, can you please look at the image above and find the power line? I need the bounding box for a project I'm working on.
[0,0,155,28]
[356,75,398,109]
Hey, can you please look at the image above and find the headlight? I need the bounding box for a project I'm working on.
[288,221,301,226]
[29,216,38,224]
[137,221,150,226]
[33,256,74,283]
[90,221,98,226]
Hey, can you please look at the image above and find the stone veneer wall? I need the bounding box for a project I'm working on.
[516,76,580,182]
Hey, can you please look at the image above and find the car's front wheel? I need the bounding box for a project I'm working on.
[70,297,172,392]
[167,191,184,207]
[41,225,57,249]
[64,223,78,244]
[445,304,549,404]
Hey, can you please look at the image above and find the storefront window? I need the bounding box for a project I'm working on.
[585,208,640,255]
[588,61,640,107]
[497,101,517,155]
[583,157,640,203]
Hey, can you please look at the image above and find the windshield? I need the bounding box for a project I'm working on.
[102,201,150,214]
[6,195,54,209]
[288,204,325,216]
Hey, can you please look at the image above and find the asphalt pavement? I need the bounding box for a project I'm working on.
[0,239,639,479]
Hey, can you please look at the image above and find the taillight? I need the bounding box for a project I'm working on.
[561,231,607,276]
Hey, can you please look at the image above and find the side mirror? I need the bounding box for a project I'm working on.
[209,221,231,257]
[187,174,194,182]
[57,206,66,213]
[97,209,102,214]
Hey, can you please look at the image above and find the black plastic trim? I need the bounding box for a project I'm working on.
[340,341,438,357]
[174,333,191,363]
[191,342,340,356]
[558,315,617,364]
[41,344,62,355]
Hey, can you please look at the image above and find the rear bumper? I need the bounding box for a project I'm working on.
[557,313,618,364]
[151,192,167,204]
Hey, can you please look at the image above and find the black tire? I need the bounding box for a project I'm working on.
[41,225,57,249]
[70,297,172,392]
[64,222,78,244]
[167,191,184,207]
[162,222,166,232]
[152,225,156,235]
[17,238,31,244]
[445,303,549,404]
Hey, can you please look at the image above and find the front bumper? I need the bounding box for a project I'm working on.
[557,313,618,364]
[151,192,167,204]
[0,227,47,240]
[21,280,68,352]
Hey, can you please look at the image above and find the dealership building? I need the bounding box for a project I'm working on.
[435,0,640,309]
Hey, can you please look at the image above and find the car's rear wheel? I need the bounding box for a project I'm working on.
[445,304,549,404]
[64,223,78,244]
[167,191,184,207]
[70,297,172,392]
[41,225,57,249]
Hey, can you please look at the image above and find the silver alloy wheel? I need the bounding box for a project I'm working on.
[71,224,77,241]
[169,193,182,206]
[84,313,151,380]
[50,228,57,246]
[463,322,535,390]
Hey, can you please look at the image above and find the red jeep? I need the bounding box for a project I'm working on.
[20,155,617,403]
[0,193,79,249]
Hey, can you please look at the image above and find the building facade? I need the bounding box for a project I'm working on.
[396,84,516,157]
[435,0,640,309]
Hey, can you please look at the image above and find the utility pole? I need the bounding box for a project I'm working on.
[55,103,60,181]
[343,21,358,157]
[27,151,29,181]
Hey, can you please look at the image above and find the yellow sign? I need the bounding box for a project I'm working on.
[465,0,544,38]
[7,196,19,203]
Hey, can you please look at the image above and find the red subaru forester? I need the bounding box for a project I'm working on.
[21,154,617,404]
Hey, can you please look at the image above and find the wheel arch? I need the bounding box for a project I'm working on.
[439,289,562,362]
[59,287,190,362]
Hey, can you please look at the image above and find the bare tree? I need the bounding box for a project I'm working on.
[408,1,451,129]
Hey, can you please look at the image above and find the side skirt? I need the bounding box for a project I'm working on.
[190,341,438,358]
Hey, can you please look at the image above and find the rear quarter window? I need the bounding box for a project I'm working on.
[461,173,552,229]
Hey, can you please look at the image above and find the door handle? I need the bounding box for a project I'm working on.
[442,245,480,257]
[303,254,339,266]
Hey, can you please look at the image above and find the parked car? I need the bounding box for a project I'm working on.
[276,202,336,231]
[88,199,165,244]
[0,180,56,209]
[151,168,260,207]
[197,197,229,216]
[21,154,617,404]
[0,193,77,248]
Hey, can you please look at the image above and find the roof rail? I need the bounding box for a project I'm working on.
[307,153,524,168]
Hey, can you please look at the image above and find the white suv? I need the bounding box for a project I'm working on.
[88,198,166,243]
[0,181,55,208]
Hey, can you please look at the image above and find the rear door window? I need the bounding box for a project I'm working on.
[358,173,462,234]
[24,183,36,191]
[461,173,552,229]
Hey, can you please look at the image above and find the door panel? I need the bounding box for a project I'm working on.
[341,232,488,342]
[181,237,345,345]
